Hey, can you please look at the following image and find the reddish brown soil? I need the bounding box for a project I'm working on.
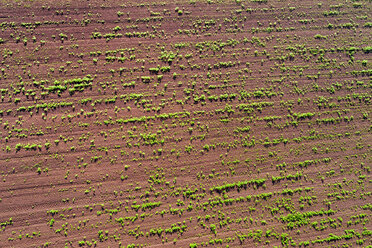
[0,0,371,247]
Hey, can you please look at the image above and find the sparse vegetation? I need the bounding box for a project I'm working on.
[0,0,370,247]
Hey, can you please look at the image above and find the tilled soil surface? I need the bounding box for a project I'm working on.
[0,0,371,247]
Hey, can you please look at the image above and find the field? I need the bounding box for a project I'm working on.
[0,0,371,247]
